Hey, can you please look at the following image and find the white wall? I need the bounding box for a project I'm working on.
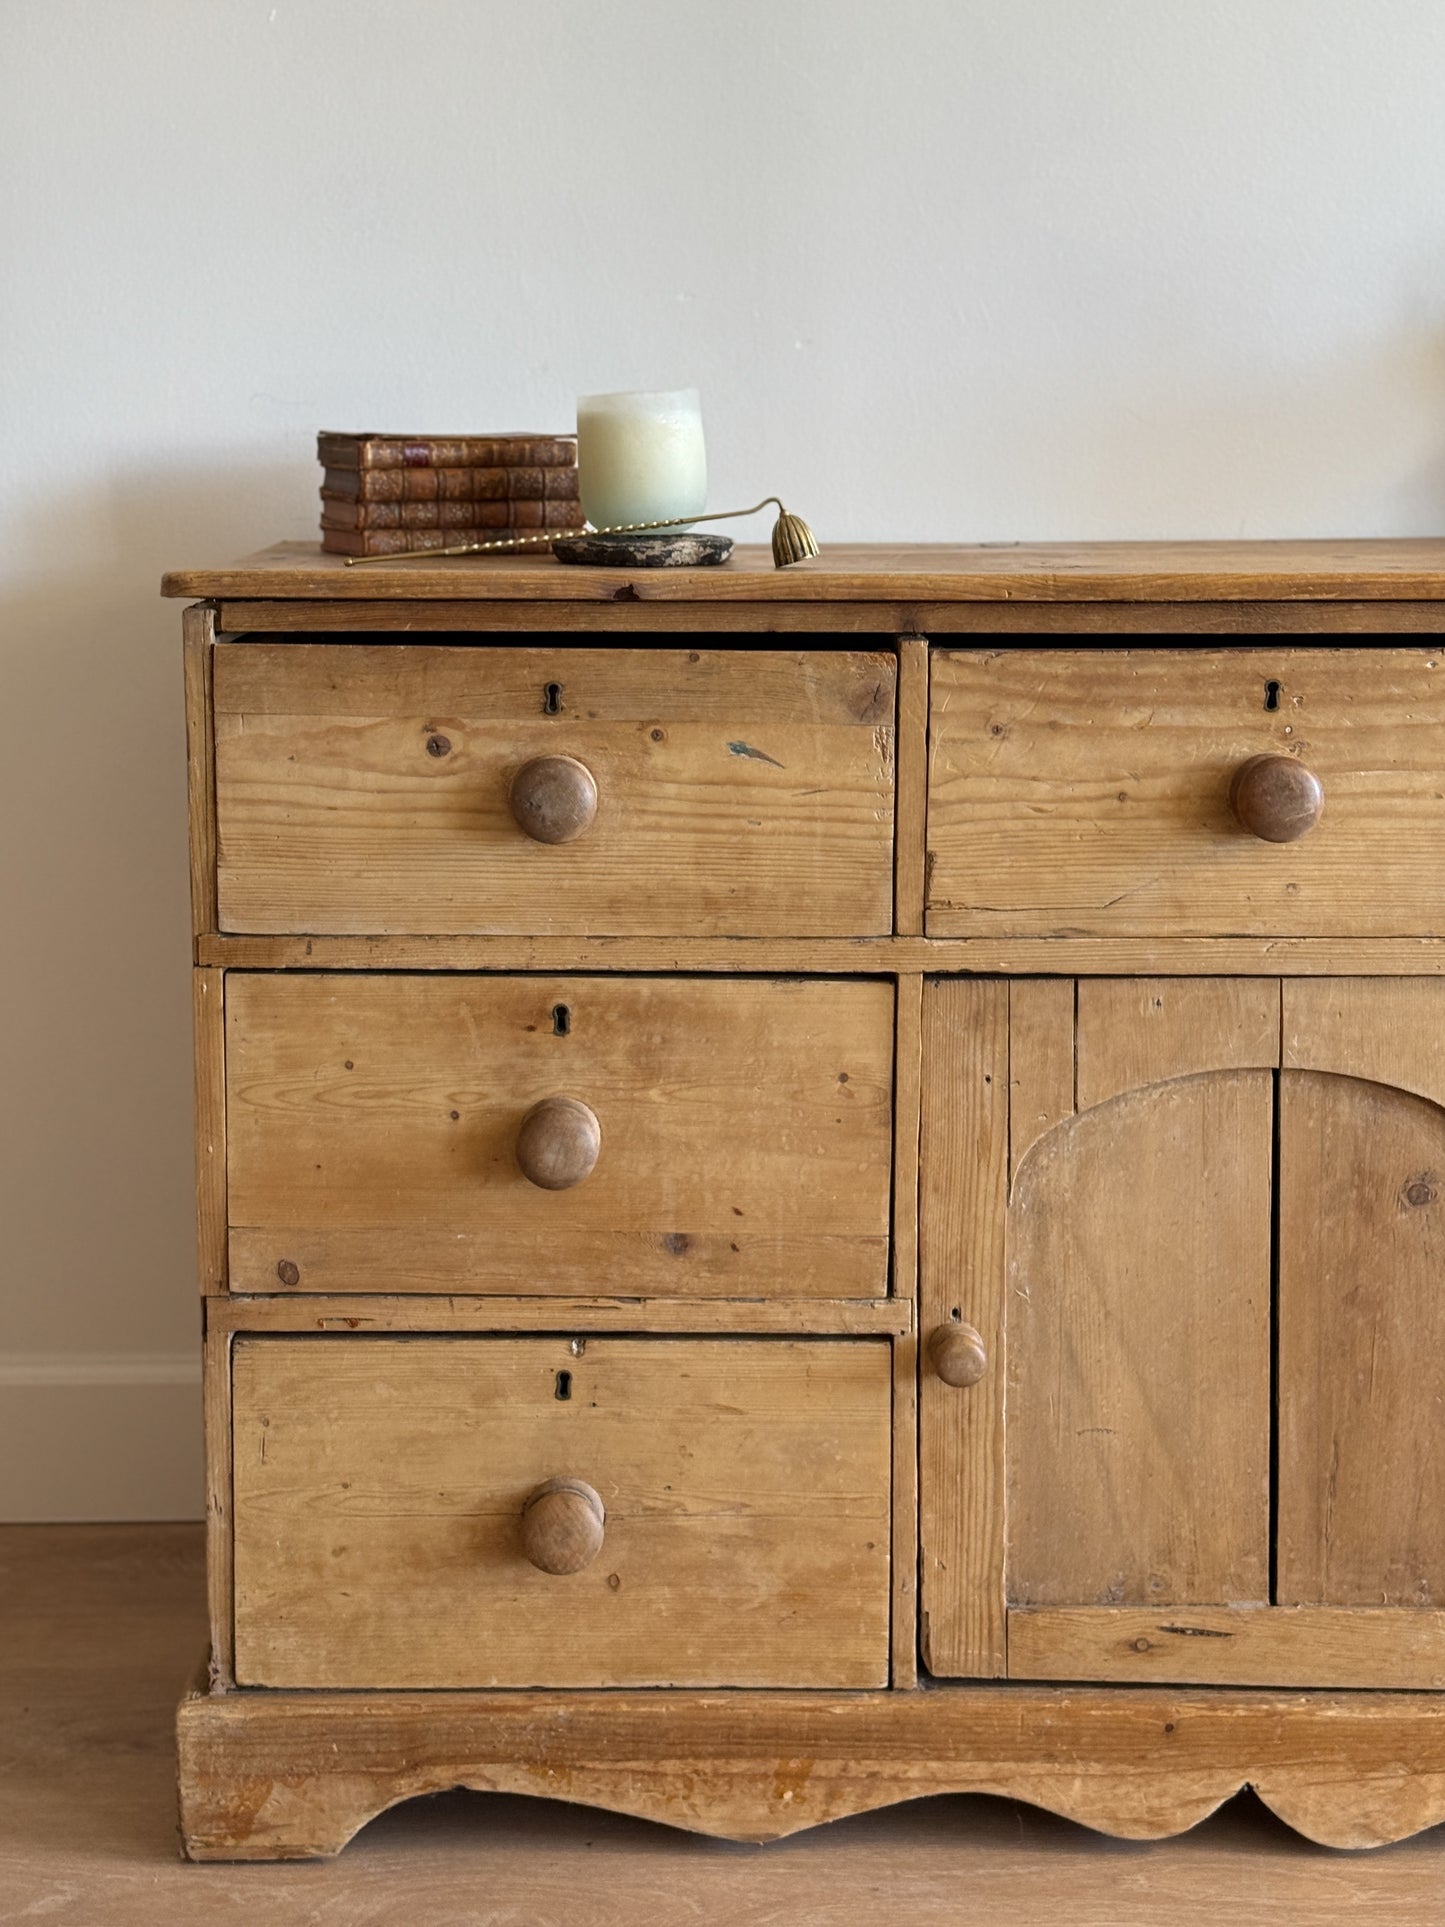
[4,0,1445,1517]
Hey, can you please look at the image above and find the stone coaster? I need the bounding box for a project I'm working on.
[551,532,733,568]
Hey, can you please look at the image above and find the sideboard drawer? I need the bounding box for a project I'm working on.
[231,1335,892,1689]
[213,642,896,936]
[225,973,895,1297]
[927,647,1445,938]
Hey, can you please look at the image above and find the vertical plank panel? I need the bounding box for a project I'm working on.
[182,604,218,943]
[1009,979,1075,1181]
[919,978,1009,1676]
[1077,978,1280,1107]
[192,967,226,1294]
[891,1327,919,1688]
[893,638,929,935]
[1285,978,1445,1110]
[1279,1063,1445,1606]
[890,973,922,1686]
[203,1322,234,1687]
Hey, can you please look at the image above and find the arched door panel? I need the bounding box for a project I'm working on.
[1008,1072,1272,1612]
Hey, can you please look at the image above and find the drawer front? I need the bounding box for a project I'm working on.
[213,643,896,936]
[226,973,894,1297]
[927,647,1445,938]
[231,1335,892,1689]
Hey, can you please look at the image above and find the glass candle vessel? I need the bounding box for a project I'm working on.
[576,388,707,533]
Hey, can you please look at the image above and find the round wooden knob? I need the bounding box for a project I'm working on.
[509,755,598,844]
[516,1096,601,1190]
[1229,754,1323,843]
[519,1477,605,1575]
[928,1322,989,1388]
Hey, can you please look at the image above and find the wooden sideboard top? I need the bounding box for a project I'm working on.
[163,537,1445,604]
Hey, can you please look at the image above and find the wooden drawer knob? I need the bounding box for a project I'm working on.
[1229,753,1323,843]
[928,1321,989,1388]
[509,755,598,844]
[516,1095,602,1190]
[520,1476,606,1575]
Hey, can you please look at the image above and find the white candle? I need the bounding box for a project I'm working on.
[576,387,707,533]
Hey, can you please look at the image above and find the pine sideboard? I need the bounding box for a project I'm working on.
[167,539,1445,1858]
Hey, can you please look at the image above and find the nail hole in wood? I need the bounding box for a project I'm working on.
[555,1370,572,1401]
[551,1003,571,1036]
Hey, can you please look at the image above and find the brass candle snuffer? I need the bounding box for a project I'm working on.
[343,495,820,569]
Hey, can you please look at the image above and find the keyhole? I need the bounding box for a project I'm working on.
[551,1003,571,1036]
[543,682,563,715]
[554,1370,572,1401]
[1264,679,1282,712]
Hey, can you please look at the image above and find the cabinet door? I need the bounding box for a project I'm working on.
[919,979,1275,1680]
[921,975,1445,1689]
[1278,981,1445,1676]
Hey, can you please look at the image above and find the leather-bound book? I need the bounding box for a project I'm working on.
[322,465,582,505]
[321,492,583,531]
[318,431,576,471]
[321,500,583,555]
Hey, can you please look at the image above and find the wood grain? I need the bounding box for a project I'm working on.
[891,1327,919,1690]
[182,604,218,942]
[918,979,1009,1677]
[191,967,226,1293]
[1007,1071,1272,1612]
[198,930,1445,975]
[893,638,928,934]
[213,640,894,720]
[231,1336,892,1690]
[176,1674,1445,1858]
[928,647,1445,939]
[202,1325,233,1687]
[1009,1605,1445,1690]
[207,1293,911,1336]
[224,973,893,1297]
[890,973,923,1687]
[912,600,1445,634]
[163,536,1445,602]
[1283,974,1445,1107]
[1278,1068,1445,1607]
[213,595,1445,635]
[1008,978,1075,1179]
[1075,978,1280,1106]
[213,642,895,938]
[218,597,934,634]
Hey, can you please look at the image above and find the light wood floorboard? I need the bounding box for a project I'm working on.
[3,1524,1444,1924]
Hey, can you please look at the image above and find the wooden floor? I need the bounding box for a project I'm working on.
[4,1529,1445,1925]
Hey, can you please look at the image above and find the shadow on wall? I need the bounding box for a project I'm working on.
[0,458,309,1414]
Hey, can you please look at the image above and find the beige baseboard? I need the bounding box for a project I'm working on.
[0,1353,202,1521]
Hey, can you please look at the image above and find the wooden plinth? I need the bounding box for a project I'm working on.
[177,1672,1445,1859]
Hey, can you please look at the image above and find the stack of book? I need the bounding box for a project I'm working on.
[318,431,582,556]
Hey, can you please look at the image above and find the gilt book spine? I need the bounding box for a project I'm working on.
[318,431,577,471]
[321,464,582,505]
[320,484,582,530]
[321,501,583,555]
